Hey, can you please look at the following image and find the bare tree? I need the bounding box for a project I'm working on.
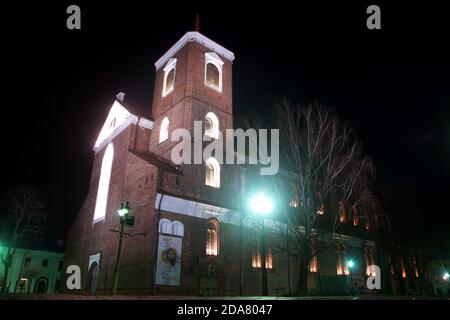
[270,100,377,295]
[0,185,46,293]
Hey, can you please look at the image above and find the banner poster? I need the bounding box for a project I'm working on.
[155,234,182,286]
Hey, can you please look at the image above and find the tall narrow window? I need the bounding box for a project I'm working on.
[204,112,219,139]
[159,117,169,143]
[252,231,273,270]
[162,58,176,97]
[339,201,347,223]
[205,157,220,188]
[336,244,349,275]
[412,256,419,278]
[206,63,220,89]
[206,219,219,256]
[93,143,114,222]
[204,52,223,92]
[364,247,377,276]
[309,237,319,273]
[352,206,359,226]
[400,256,407,278]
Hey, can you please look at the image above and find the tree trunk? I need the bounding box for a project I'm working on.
[295,259,309,296]
[1,263,11,293]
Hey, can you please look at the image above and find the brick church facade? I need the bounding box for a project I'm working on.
[62,31,422,296]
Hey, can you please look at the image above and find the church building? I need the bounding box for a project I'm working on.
[62,30,420,296]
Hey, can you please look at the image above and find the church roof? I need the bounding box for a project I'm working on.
[154,31,235,71]
[120,99,153,121]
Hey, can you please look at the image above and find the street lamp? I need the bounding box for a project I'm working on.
[249,193,273,296]
[443,272,449,281]
[112,201,133,295]
[346,259,355,295]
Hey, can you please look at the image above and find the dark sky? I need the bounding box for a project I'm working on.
[2,1,450,252]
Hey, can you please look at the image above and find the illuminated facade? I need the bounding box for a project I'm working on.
[62,31,419,296]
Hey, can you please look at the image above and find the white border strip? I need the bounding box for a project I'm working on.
[155,32,235,71]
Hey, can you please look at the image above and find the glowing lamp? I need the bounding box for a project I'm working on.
[118,202,130,217]
[250,194,273,215]
[347,259,355,269]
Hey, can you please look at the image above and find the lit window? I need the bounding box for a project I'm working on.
[364,247,377,276]
[252,231,273,270]
[162,58,176,97]
[205,157,220,188]
[412,256,419,278]
[336,244,349,276]
[93,143,114,222]
[206,220,219,256]
[400,256,407,278]
[309,237,319,273]
[339,201,347,222]
[352,206,359,226]
[159,117,169,143]
[204,52,223,92]
[204,112,219,139]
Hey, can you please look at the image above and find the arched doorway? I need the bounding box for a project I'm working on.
[86,262,99,295]
[34,278,48,294]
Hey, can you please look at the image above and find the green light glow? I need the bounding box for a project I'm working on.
[250,194,273,215]
[118,207,129,217]
[347,259,355,269]
[444,272,449,280]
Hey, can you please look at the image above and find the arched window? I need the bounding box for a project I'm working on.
[204,112,219,139]
[205,157,220,188]
[159,117,169,143]
[159,218,172,234]
[93,143,114,222]
[172,221,184,237]
[204,52,223,92]
[206,219,219,256]
[206,63,220,88]
[162,58,176,97]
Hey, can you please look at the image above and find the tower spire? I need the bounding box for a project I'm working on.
[194,11,200,32]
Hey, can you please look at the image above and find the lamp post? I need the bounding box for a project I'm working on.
[346,259,355,295]
[112,202,133,295]
[250,193,273,296]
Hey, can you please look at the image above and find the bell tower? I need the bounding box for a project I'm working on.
[149,31,235,158]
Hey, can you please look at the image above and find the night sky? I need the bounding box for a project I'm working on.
[2,2,450,254]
